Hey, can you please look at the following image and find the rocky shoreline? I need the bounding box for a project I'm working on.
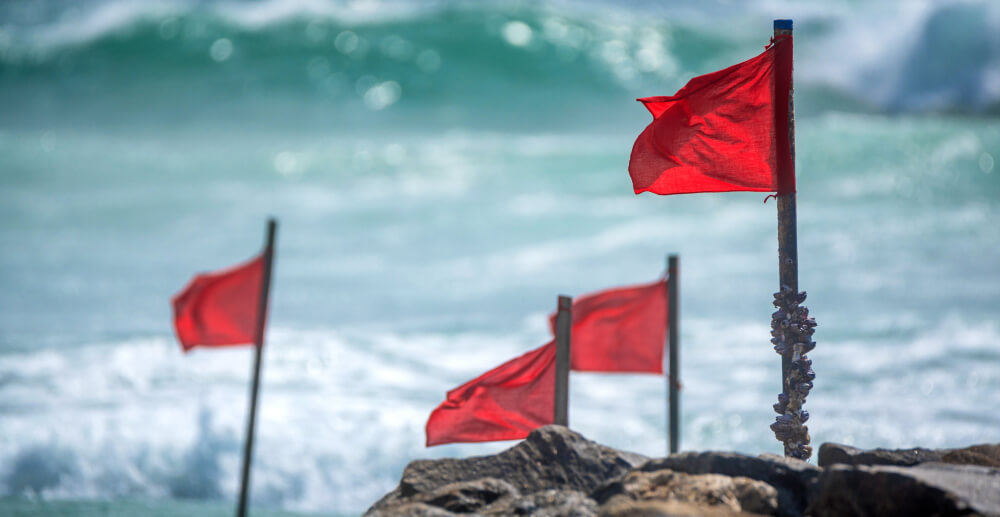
[366,426,999,516]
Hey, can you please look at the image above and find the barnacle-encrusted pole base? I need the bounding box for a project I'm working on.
[770,286,816,460]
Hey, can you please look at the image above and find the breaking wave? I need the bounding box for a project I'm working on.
[1,0,998,131]
[1,318,998,513]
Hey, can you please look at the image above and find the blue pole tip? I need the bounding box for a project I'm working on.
[774,19,793,30]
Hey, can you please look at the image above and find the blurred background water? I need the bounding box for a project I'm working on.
[1,0,998,515]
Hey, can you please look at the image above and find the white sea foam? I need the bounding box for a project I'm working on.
[1,315,995,512]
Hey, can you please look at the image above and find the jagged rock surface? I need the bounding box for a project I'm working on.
[818,442,943,467]
[416,478,519,513]
[594,468,778,515]
[366,426,645,515]
[598,499,768,517]
[808,462,1000,517]
[368,427,1000,517]
[366,502,457,517]
[820,442,1000,469]
[942,445,1000,469]
[634,452,819,517]
[482,489,597,516]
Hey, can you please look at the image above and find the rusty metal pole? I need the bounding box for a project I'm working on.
[769,19,816,461]
[554,295,572,427]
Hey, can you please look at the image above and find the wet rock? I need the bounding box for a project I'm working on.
[594,468,777,515]
[635,452,818,517]
[808,462,1000,517]
[818,442,942,468]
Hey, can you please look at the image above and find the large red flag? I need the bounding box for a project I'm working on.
[629,35,793,196]
[426,341,556,446]
[172,254,264,352]
[551,279,667,374]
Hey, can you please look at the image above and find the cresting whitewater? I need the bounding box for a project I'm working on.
[1,0,998,515]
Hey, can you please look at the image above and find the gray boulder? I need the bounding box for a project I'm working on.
[942,445,1000,469]
[818,442,1000,470]
[367,426,645,515]
[368,478,516,514]
[399,426,644,496]
[808,462,1000,517]
[483,489,597,516]
[818,443,943,468]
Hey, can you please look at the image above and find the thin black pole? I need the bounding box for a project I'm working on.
[553,295,572,427]
[236,218,277,517]
[667,255,680,454]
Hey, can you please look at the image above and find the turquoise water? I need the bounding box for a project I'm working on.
[0,497,331,517]
[1,1,999,515]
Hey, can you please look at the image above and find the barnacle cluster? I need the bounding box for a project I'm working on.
[769,286,816,460]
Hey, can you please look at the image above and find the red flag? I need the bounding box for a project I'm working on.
[628,35,793,196]
[426,341,556,446]
[551,279,668,374]
[172,254,264,352]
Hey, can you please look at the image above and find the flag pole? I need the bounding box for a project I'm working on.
[553,295,572,427]
[666,255,680,454]
[773,17,799,458]
[769,19,816,461]
[236,218,277,517]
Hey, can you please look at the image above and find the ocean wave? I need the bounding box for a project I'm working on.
[2,0,998,123]
[802,0,1000,114]
[0,1,683,118]
[0,329,550,510]
[1,317,997,513]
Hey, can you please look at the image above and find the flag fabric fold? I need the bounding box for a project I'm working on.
[629,34,794,196]
[551,279,668,374]
[425,341,556,447]
[171,254,264,351]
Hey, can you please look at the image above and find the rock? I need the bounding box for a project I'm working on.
[366,426,645,515]
[482,489,597,516]
[818,442,1000,470]
[401,426,644,497]
[635,452,819,517]
[366,430,1000,517]
[367,478,517,514]
[818,442,942,468]
[426,478,520,513]
[594,468,778,515]
[808,462,1000,517]
[599,499,766,517]
[942,445,1000,469]
[365,502,457,517]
